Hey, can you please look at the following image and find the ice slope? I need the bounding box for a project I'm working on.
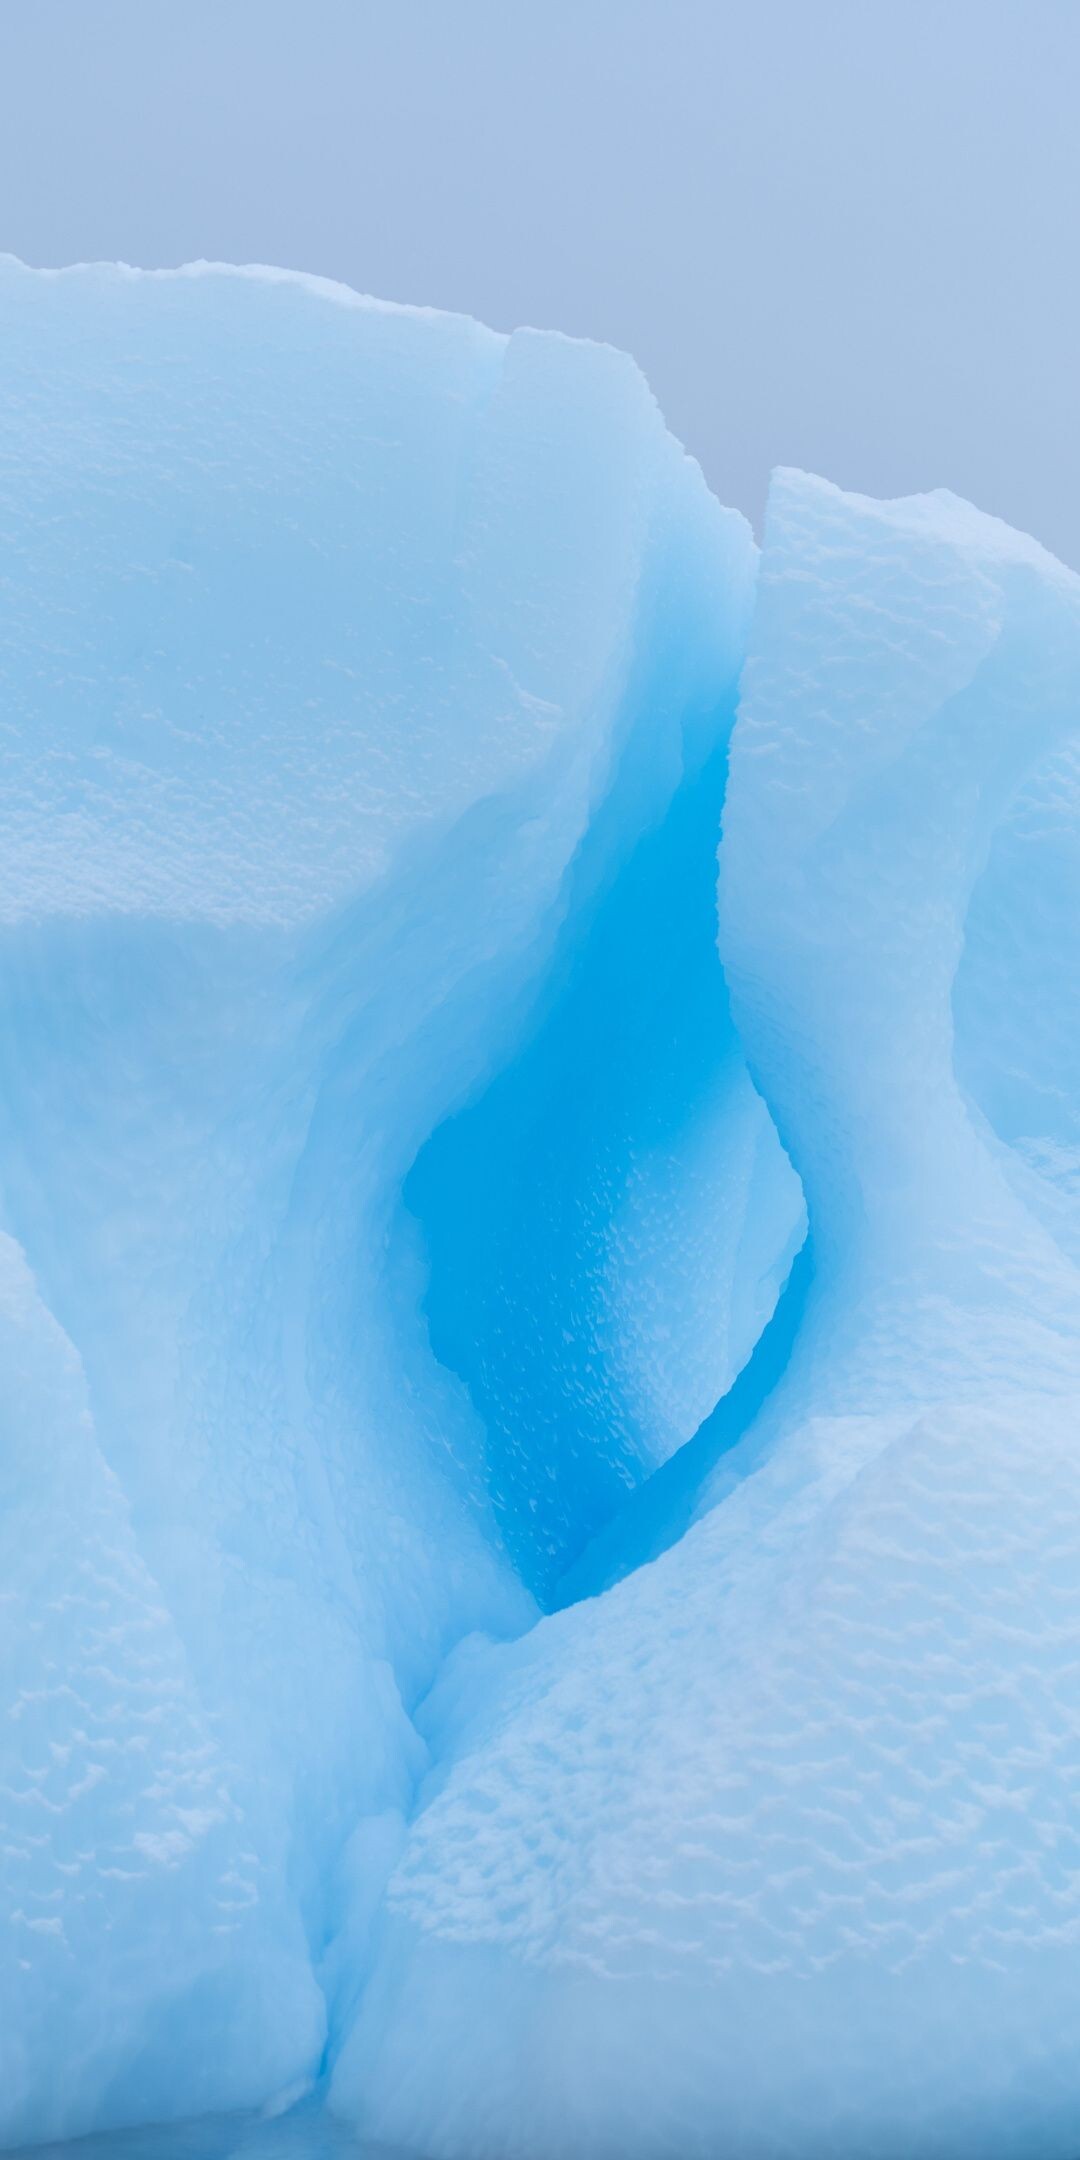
[0,260,774,2146]
[336,473,1080,2160]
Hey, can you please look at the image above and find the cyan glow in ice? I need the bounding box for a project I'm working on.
[4,260,1080,2160]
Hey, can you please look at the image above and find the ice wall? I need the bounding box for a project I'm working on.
[0,260,774,2147]
[337,476,1080,2160]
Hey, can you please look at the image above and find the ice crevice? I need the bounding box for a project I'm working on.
[404,719,805,1611]
[6,260,1080,2160]
[551,1227,813,1610]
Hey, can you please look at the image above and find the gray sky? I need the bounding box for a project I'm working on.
[2,0,1078,564]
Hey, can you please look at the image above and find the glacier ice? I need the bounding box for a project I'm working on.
[335,475,1080,2160]
[4,258,1080,2160]
[0,258,777,2147]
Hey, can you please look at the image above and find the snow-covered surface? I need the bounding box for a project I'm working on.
[4,260,1080,2159]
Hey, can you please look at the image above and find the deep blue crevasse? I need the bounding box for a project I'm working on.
[406,717,801,1606]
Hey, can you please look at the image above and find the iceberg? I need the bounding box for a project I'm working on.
[3,259,1080,2159]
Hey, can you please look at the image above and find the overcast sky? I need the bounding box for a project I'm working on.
[2,0,1078,563]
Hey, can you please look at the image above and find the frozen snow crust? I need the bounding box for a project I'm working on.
[3,261,1080,2158]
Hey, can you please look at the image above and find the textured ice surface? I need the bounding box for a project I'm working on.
[5,259,1080,2160]
[0,259,779,2148]
[335,476,1080,2160]
[14,2108,377,2160]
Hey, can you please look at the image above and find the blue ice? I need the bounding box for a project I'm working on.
[4,260,1080,2160]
